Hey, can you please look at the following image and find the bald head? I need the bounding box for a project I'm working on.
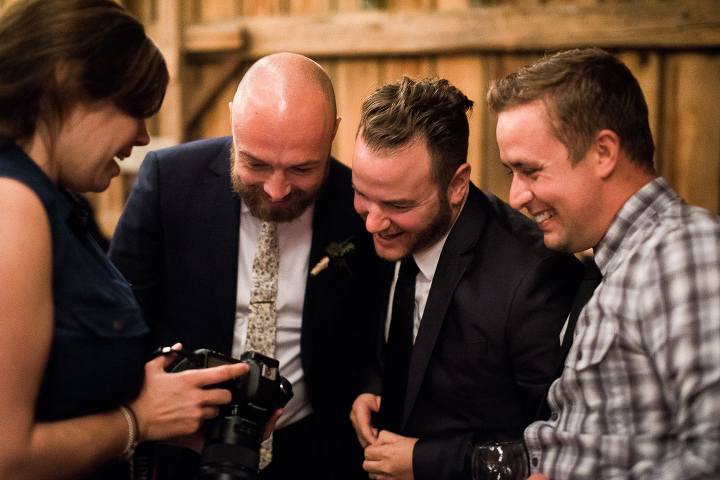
[229,53,340,223]
[232,52,337,121]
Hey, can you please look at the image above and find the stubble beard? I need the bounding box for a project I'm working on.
[377,190,454,261]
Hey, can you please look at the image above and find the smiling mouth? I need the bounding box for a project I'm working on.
[534,210,556,224]
[376,231,403,241]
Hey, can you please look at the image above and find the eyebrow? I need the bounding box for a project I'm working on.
[237,150,265,164]
[238,150,324,168]
[501,158,535,169]
[352,183,416,207]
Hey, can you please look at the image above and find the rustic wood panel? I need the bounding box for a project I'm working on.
[332,59,383,166]
[617,52,662,166]
[290,0,334,14]
[244,0,282,16]
[661,53,720,213]
[26,0,717,238]
[436,55,486,189]
[478,54,540,202]
[380,57,434,84]
[148,0,183,142]
[184,1,720,55]
[197,0,241,22]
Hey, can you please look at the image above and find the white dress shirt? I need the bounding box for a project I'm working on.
[233,202,314,429]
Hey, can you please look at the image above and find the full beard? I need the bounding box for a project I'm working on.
[230,149,329,223]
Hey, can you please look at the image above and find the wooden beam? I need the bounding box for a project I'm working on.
[184,59,246,133]
[184,0,720,57]
[150,0,184,142]
[184,21,246,53]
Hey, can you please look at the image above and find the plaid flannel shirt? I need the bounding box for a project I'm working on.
[525,178,720,480]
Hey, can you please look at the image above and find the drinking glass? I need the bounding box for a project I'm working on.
[471,441,529,480]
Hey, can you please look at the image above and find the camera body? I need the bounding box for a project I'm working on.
[169,349,293,480]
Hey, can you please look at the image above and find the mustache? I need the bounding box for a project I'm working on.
[228,144,331,223]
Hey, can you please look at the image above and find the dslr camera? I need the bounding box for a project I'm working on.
[168,349,294,480]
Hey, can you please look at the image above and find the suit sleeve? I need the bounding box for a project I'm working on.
[108,151,165,329]
[412,252,582,480]
[506,252,582,418]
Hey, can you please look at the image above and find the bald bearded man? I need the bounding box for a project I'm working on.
[110,53,388,480]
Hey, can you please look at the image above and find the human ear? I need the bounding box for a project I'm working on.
[447,163,471,206]
[331,117,341,142]
[594,129,620,179]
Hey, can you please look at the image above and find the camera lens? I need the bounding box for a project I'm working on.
[197,412,261,480]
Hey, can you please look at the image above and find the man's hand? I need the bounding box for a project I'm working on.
[350,393,381,448]
[527,475,549,480]
[363,430,417,480]
[263,408,283,441]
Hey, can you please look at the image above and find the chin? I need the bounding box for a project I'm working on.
[543,236,576,254]
[373,243,407,262]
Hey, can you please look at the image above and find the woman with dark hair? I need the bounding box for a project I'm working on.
[0,1,253,479]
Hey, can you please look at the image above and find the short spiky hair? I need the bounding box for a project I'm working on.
[487,48,655,172]
[357,76,474,190]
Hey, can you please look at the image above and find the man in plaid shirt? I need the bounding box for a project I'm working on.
[488,48,720,479]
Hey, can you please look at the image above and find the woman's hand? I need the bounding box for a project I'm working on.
[128,346,250,443]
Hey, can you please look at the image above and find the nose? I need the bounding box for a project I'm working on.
[508,176,533,211]
[134,119,150,147]
[363,204,391,234]
[264,172,291,202]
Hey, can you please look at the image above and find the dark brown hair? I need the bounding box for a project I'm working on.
[487,48,655,172]
[0,0,168,146]
[357,76,474,190]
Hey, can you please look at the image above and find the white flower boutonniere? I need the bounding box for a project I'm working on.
[311,239,355,276]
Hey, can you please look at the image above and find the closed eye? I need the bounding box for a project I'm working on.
[385,203,413,213]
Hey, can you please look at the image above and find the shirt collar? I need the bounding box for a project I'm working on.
[411,195,468,282]
[594,177,673,273]
[412,228,449,283]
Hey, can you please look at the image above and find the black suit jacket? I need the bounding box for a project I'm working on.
[109,136,388,480]
[366,185,583,480]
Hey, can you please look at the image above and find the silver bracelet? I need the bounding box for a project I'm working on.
[119,404,138,460]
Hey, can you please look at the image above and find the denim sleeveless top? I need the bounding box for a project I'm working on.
[0,144,148,479]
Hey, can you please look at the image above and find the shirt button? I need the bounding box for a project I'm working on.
[576,350,583,361]
[113,320,126,332]
[532,457,539,467]
[551,412,558,421]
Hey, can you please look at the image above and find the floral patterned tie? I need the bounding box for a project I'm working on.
[247,221,279,470]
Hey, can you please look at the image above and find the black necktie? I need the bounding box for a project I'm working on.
[378,257,419,433]
[560,259,602,361]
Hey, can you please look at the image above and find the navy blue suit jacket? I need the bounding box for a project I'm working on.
[109,136,388,480]
[366,185,583,480]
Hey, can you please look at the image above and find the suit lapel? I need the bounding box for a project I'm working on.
[401,186,489,429]
[301,159,351,371]
[206,139,241,352]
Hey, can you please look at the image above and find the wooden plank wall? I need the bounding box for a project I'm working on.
[172,0,720,222]
[1,0,717,236]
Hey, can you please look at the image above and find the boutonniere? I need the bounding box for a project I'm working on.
[311,239,355,276]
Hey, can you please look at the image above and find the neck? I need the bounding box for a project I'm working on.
[16,126,57,183]
[594,158,657,247]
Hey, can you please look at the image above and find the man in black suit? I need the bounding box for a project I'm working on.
[349,77,584,480]
[109,53,386,480]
